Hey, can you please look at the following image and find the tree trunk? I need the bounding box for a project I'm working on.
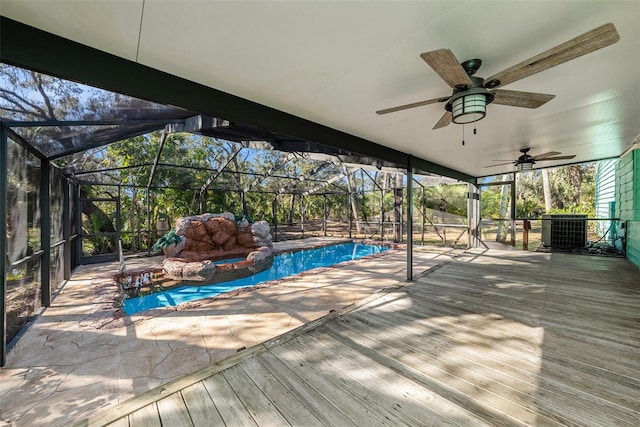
[393,173,403,242]
[360,169,367,223]
[542,168,552,213]
[350,176,362,234]
[81,200,116,233]
[375,171,385,239]
[231,157,249,217]
[496,175,510,242]
[130,181,137,251]
[569,165,582,204]
[239,191,248,217]
[287,193,295,224]
[343,165,362,234]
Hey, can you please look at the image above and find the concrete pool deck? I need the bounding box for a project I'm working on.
[0,237,461,427]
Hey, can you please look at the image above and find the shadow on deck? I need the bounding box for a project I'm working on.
[76,249,640,427]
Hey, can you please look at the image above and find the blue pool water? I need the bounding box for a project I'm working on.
[122,242,389,315]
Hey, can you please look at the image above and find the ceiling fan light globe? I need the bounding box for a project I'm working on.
[451,93,487,124]
[516,162,534,171]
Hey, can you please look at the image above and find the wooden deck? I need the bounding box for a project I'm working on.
[77,249,640,427]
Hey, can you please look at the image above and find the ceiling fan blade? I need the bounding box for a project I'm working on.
[420,49,474,89]
[484,162,514,168]
[376,96,445,115]
[491,89,555,108]
[433,111,452,129]
[530,151,561,160]
[536,155,577,161]
[485,23,620,88]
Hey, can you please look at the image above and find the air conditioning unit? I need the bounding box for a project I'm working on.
[541,214,587,249]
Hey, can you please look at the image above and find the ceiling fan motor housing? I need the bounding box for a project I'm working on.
[517,149,535,167]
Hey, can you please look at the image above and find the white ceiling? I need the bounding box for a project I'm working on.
[2,0,639,178]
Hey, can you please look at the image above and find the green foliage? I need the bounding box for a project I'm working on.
[480,189,505,218]
[421,184,468,217]
[7,266,26,282]
[516,199,543,219]
[82,213,115,255]
[156,210,169,221]
[152,229,181,252]
[516,164,596,218]
[88,213,105,232]
[6,62,602,252]
[1,64,83,121]
[235,213,254,224]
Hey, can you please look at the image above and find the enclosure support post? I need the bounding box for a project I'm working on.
[300,194,305,238]
[116,194,121,258]
[323,195,327,236]
[131,183,137,252]
[394,173,403,243]
[147,129,167,191]
[75,184,82,266]
[421,186,426,246]
[467,183,481,248]
[1,124,8,366]
[147,129,167,250]
[146,188,151,256]
[511,176,517,247]
[118,186,122,258]
[406,156,413,281]
[272,196,278,242]
[63,177,71,280]
[348,193,353,239]
[40,158,51,308]
[200,144,242,208]
[401,190,404,243]
[380,186,384,242]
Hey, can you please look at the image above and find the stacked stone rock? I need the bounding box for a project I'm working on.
[162,213,274,282]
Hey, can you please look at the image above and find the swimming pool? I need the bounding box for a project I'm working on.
[122,242,389,315]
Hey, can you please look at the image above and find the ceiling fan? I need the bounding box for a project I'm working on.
[485,148,576,171]
[376,23,620,129]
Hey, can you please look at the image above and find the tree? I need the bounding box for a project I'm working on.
[516,164,596,217]
[496,175,512,241]
[343,164,362,234]
[0,65,82,122]
[0,64,119,239]
[542,169,553,213]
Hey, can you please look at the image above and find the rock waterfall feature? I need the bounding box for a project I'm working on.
[159,213,273,283]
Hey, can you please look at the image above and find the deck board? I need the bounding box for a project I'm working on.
[327,314,547,421]
[268,341,395,425]
[127,403,160,427]
[92,250,640,427]
[155,392,193,427]
[382,303,640,409]
[106,417,128,427]
[322,319,542,426]
[239,357,325,427]
[255,351,360,427]
[274,336,444,426]
[220,364,291,426]
[201,375,259,426]
[301,330,488,426]
[180,382,226,427]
